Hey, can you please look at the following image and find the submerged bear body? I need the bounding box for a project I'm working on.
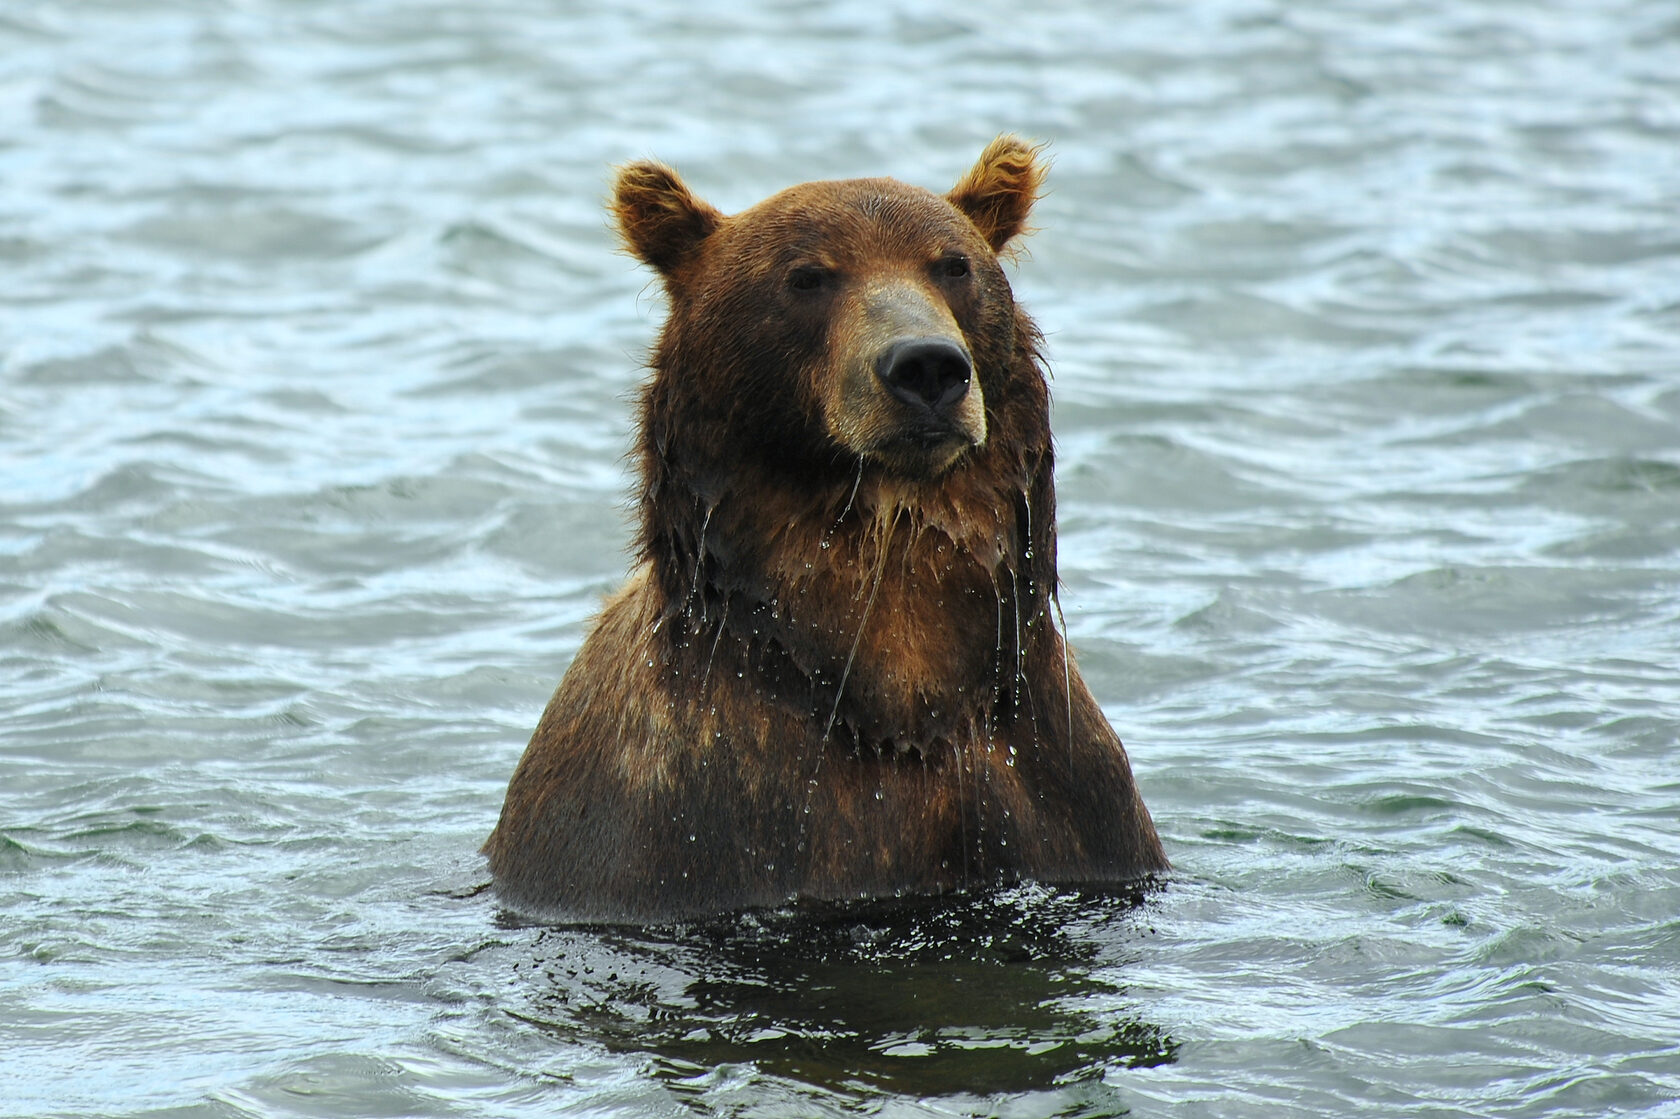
[485,138,1167,921]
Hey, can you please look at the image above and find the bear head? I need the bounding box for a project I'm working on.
[612,136,1048,486]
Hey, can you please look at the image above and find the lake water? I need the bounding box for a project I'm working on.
[4,1,1679,1115]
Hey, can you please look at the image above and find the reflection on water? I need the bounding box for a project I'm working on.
[507,887,1173,1099]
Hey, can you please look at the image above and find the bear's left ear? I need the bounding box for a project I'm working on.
[946,135,1047,254]
[612,161,724,277]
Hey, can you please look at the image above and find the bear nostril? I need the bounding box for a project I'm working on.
[877,339,973,413]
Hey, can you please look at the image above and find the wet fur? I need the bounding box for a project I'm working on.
[486,137,1167,921]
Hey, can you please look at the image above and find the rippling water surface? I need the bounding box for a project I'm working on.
[5,1,1679,1116]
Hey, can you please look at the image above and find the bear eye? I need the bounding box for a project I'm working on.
[788,265,831,293]
[937,254,971,280]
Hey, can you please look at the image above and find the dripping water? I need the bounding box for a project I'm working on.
[820,510,895,745]
[1052,591,1074,771]
[798,487,898,851]
[686,503,716,623]
[821,456,866,550]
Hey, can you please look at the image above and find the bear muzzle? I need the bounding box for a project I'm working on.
[827,282,988,476]
[869,334,987,473]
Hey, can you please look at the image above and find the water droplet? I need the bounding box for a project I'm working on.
[874,789,884,801]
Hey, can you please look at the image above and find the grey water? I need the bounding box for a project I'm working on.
[4,0,1679,1115]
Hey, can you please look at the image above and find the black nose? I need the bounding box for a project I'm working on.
[875,338,973,413]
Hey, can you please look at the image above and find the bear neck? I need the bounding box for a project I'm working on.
[633,349,1061,753]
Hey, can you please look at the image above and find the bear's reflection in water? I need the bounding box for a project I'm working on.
[503,884,1175,1098]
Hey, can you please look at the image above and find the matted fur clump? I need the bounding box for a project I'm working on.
[485,137,1167,921]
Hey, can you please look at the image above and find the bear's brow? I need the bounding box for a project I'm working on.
[858,192,922,223]
[766,189,959,263]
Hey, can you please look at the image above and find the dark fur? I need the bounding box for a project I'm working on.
[485,137,1167,921]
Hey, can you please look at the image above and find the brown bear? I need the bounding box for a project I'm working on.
[485,136,1167,921]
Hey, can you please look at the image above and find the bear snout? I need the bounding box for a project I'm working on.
[825,281,989,473]
[859,329,988,475]
[875,337,973,415]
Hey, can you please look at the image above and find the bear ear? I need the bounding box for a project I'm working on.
[612,161,724,276]
[946,135,1047,254]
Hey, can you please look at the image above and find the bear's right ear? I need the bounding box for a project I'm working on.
[612,161,723,277]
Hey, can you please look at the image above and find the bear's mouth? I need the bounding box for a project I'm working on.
[868,422,984,477]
